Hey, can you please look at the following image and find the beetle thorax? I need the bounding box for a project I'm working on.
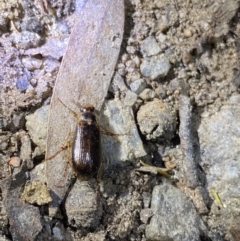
[81,111,96,125]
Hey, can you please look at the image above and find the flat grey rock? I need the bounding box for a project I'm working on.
[146,183,207,241]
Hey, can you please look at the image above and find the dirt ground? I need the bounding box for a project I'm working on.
[1,0,240,240]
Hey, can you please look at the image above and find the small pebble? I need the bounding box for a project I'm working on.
[11,31,41,50]
[123,90,138,107]
[22,57,42,71]
[139,88,155,100]
[130,79,147,94]
[43,57,60,73]
[126,45,137,54]
[140,55,171,80]
[156,32,167,43]
[184,29,192,37]
[140,208,153,224]
[8,156,21,168]
[16,77,30,91]
[137,98,177,140]
[140,36,161,57]
[21,180,52,205]
[142,192,151,208]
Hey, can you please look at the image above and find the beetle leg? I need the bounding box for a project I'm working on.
[58,98,79,120]
[44,131,74,161]
[98,123,129,136]
[47,132,75,188]
[44,145,66,161]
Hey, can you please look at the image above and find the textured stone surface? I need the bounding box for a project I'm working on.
[140,55,171,80]
[198,95,240,241]
[25,105,49,153]
[139,88,155,100]
[20,134,33,169]
[129,78,147,94]
[140,36,161,57]
[65,179,102,228]
[146,183,207,241]
[1,163,42,241]
[123,90,138,107]
[137,98,177,141]
[100,99,147,162]
[11,31,41,50]
[21,180,52,206]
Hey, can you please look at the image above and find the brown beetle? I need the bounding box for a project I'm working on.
[51,99,102,179]
[46,99,125,181]
[72,104,101,178]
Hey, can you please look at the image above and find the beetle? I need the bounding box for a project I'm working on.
[54,99,102,180]
[46,99,126,181]
[71,104,101,178]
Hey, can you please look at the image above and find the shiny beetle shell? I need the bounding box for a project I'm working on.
[72,104,101,177]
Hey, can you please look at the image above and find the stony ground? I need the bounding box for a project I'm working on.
[1,0,240,241]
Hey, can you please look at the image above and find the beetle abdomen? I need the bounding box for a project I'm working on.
[72,121,100,177]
